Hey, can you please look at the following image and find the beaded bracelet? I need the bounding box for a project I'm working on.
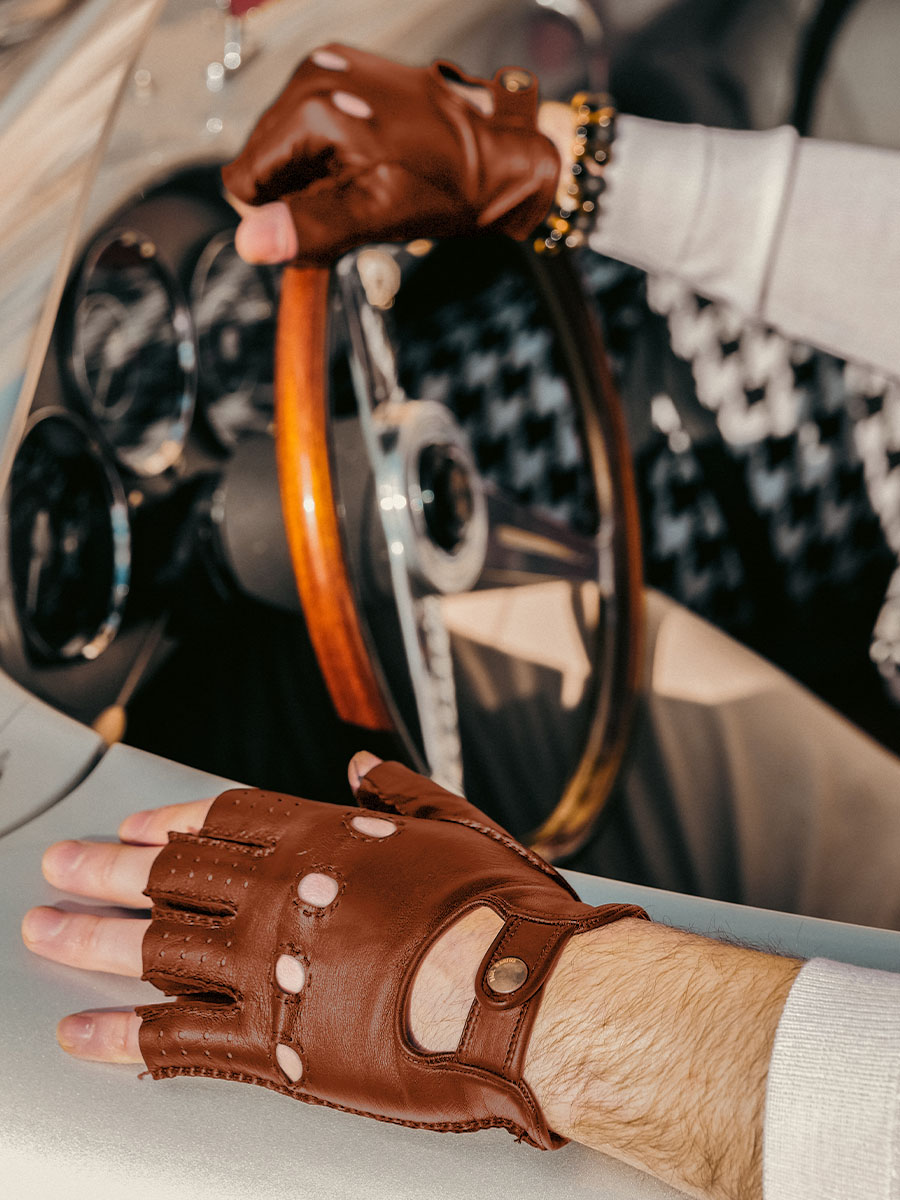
[534,91,617,255]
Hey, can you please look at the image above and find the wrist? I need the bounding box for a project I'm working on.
[538,100,577,208]
[536,94,617,253]
[525,919,802,1200]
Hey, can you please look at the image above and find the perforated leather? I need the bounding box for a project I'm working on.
[221,44,560,265]
[139,762,648,1148]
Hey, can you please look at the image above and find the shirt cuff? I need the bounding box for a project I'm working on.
[588,114,797,318]
[764,957,900,1200]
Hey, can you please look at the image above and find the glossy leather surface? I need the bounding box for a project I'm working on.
[139,762,645,1149]
[222,44,560,263]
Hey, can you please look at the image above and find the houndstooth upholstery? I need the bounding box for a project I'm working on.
[395,244,900,741]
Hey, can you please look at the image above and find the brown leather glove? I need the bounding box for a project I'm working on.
[220,43,561,265]
[138,762,648,1148]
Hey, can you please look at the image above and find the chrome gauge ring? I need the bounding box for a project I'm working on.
[190,229,279,450]
[8,409,130,662]
[66,229,196,477]
[373,398,489,596]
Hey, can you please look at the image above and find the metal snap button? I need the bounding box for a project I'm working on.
[486,956,528,994]
[499,68,534,93]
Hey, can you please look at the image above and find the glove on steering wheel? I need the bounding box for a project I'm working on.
[221,43,560,265]
[138,762,648,1149]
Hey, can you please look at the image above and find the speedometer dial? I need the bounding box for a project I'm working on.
[8,411,130,662]
[68,230,196,476]
[191,230,278,448]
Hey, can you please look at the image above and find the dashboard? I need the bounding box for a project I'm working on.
[0,0,619,827]
[2,6,899,1200]
[2,171,283,729]
[1,154,623,843]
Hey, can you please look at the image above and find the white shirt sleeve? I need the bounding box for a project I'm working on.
[763,957,900,1200]
[589,115,900,378]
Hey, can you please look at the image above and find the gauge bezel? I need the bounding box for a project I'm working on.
[8,408,131,664]
[65,228,197,477]
[190,227,280,451]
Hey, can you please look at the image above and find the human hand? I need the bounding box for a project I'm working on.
[21,753,495,1063]
[222,43,560,267]
[23,753,645,1149]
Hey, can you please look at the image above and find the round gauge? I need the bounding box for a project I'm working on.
[68,230,196,476]
[8,410,130,662]
[191,230,279,449]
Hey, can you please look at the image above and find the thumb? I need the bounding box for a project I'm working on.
[354,761,504,833]
[354,761,570,888]
[347,751,383,796]
[233,201,298,264]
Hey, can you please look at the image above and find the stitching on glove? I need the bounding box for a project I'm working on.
[503,1003,529,1075]
[167,830,276,856]
[438,816,574,888]
[273,943,309,971]
[433,1060,548,1140]
[272,1038,306,1083]
[144,966,243,1003]
[148,887,240,911]
[145,1062,535,1139]
[458,997,480,1054]
[153,912,229,929]
[292,865,346,918]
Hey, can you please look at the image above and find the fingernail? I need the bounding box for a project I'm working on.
[22,906,66,945]
[57,1015,94,1050]
[119,811,151,841]
[235,204,296,264]
[43,840,85,881]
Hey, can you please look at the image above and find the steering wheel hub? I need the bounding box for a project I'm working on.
[374,399,488,595]
[418,443,474,554]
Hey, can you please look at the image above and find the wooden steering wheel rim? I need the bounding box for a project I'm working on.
[275,248,643,859]
[275,265,392,731]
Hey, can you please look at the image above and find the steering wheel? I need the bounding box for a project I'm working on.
[274,237,641,859]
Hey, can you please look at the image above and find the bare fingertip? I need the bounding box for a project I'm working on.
[57,1014,94,1053]
[234,203,297,265]
[21,905,64,947]
[41,840,84,883]
[348,750,383,791]
[118,811,150,842]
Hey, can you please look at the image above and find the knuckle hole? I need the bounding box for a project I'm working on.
[311,49,348,71]
[297,873,339,907]
[276,1044,303,1083]
[331,89,373,119]
[350,815,396,838]
[275,954,306,993]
